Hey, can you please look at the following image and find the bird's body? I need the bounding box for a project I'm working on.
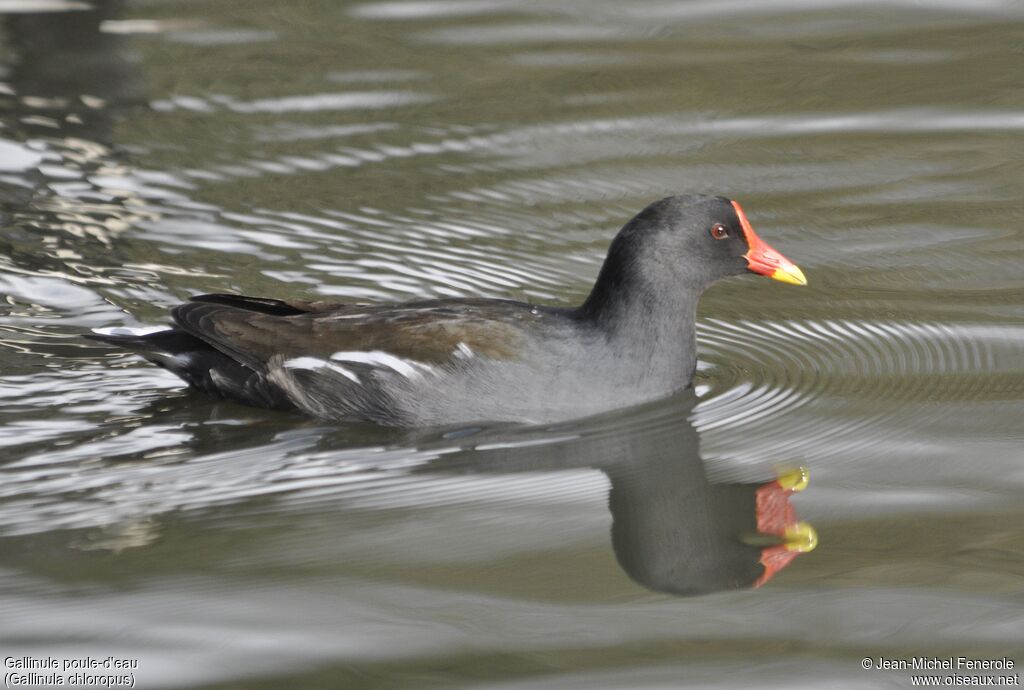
[88,195,805,426]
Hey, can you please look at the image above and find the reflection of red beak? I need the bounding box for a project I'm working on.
[753,467,817,588]
[732,201,808,286]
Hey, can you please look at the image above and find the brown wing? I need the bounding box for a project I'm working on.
[172,295,529,371]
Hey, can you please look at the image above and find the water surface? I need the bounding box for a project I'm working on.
[1,0,1022,688]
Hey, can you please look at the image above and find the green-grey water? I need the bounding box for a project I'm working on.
[1,1,1022,688]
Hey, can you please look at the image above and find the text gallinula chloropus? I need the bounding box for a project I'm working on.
[88,195,806,425]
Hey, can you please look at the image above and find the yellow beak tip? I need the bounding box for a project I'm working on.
[776,466,810,492]
[784,522,818,553]
[771,264,808,286]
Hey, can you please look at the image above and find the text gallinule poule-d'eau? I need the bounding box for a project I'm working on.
[88,195,806,425]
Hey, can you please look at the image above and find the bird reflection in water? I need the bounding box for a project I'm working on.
[413,391,817,596]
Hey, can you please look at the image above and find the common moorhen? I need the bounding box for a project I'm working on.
[88,195,806,425]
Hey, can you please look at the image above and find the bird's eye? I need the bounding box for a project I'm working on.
[710,223,729,240]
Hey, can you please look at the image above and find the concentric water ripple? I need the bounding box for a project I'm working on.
[696,317,1024,462]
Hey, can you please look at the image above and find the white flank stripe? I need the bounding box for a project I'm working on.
[284,356,329,370]
[330,350,424,379]
[283,356,361,383]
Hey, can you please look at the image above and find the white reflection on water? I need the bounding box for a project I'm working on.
[353,0,1024,22]
[0,0,90,13]
[0,137,43,171]
[151,91,436,114]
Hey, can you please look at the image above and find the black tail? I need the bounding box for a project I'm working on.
[85,328,295,411]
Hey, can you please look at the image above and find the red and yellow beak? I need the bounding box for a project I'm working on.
[751,466,817,588]
[732,201,807,286]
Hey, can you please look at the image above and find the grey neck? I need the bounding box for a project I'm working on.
[577,286,700,393]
